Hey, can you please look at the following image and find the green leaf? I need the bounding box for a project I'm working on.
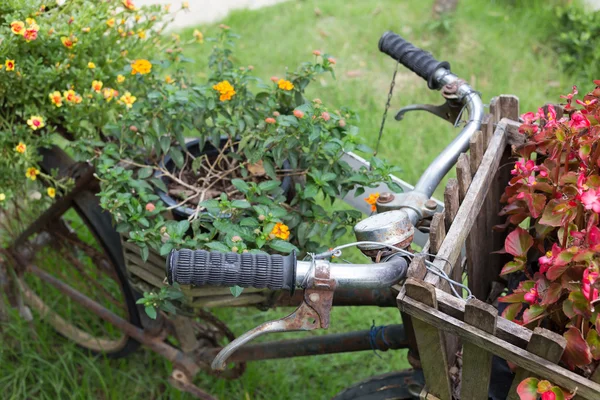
[501,303,522,321]
[387,181,404,193]
[586,329,600,360]
[262,159,277,179]
[230,285,244,297]
[150,178,168,193]
[268,240,298,253]
[500,259,525,276]
[258,180,281,192]
[231,179,250,193]
[204,241,230,252]
[144,305,157,319]
[522,304,545,324]
[140,246,149,262]
[175,220,190,236]
[303,183,319,199]
[160,242,174,256]
[169,148,185,169]
[231,200,251,209]
[160,136,171,155]
[239,217,259,227]
[138,167,154,179]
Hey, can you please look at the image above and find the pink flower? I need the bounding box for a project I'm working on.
[560,85,578,101]
[540,391,556,400]
[581,188,600,213]
[582,268,599,302]
[569,111,590,130]
[539,243,561,274]
[521,111,538,124]
[524,285,539,304]
[540,104,558,129]
[339,119,346,128]
[321,111,330,121]
[272,111,280,117]
[270,76,279,82]
[293,109,304,119]
[145,203,155,212]
[312,50,321,56]
[265,117,276,124]
[327,57,336,64]
[576,98,598,107]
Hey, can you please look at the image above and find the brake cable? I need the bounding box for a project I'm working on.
[374,60,399,157]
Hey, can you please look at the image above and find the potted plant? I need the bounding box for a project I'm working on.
[496,80,600,399]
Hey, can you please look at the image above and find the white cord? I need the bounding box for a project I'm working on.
[318,241,474,300]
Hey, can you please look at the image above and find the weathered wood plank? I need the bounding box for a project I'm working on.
[469,131,484,176]
[429,213,446,255]
[400,294,600,399]
[481,113,493,148]
[424,120,508,288]
[407,254,428,280]
[461,298,497,400]
[443,179,459,232]
[507,328,567,400]
[404,279,452,400]
[456,153,472,202]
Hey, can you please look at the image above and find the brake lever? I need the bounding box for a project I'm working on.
[211,259,336,371]
[395,79,466,125]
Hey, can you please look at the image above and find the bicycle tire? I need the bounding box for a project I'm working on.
[332,370,423,400]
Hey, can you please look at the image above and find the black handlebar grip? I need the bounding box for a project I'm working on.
[378,31,451,90]
[166,249,297,291]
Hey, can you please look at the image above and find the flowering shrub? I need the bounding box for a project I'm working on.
[93,28,400,265]
[497,80,600,393]
[0,0,184,204]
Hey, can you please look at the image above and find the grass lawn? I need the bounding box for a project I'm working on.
[0,0,579,399]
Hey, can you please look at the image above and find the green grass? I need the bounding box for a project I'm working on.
[0,0,578,399]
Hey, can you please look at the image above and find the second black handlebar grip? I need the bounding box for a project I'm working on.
[166,249,296,291]
[378,31,450,90]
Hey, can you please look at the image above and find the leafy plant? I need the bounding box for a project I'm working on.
[497,81,600,395]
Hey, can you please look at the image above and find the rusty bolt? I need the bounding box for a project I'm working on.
[309,293,320,302]
[378,192,394,204]
[425,199,437,210]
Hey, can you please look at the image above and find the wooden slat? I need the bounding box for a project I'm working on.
[404,279,452,400]
[443,179,459,232]
[400,293,600,399]
[575,368,600,400]
[429,213,446,255]
[469,131,484,176]
[481,114,493,147]
[507,328,567,400]
[424,120,508,288]
[407,254,427,280]
[461,298,497,400]
[456,153,472,202]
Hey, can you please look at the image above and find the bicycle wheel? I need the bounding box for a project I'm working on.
[332,370,424,400]
[10,188,141,358]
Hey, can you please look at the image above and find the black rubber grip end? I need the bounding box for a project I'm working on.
[378,31,450,90]
[166,249,296,291]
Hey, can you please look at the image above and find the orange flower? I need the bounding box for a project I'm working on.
[293,109,304,119]
[327,57,336,65]
[122,0,137,11]
[120,91,136,108]
[270,222,290,241]
[277,79,294,91]
[26,167,40,181]
[15,142,27,154]
[5,59,15,71]
[212,80,236,102]
[130,59,152,75]
[24,28,38,42]
[165,75,174,84]
[47,187,56,198]
[364,193,380,212]
[102,88,118,102]
[63,89,82,104]
[117,74,125,83]
[193,29,203,43]
[11,21,25,35]
[106,18,115,27]
[265,117,276,124]
[88,62,96,69]
[27,116,45,131]
[49,91,62,107]
[91,80,103,93]
[61,36,76,49]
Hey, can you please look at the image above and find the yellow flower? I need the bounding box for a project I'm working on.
[134,14,141,22]
[193,29,203,43]
[277,79,294,91]
[0,193,5,201]
[212,80,236,102]
[49,91,63,107]
[130,59,152,75]
[106,18,115,28]
[270,222,290,241]
[15,142,27,154]
[117,74,125,83]
[11,21,25,35]
[82,27,91,33]
[47,187,56,198]
[137,29,146,39]
[27,116,45,130]
[122,0,137,11]
[172,33,180,42]
[164,4,171,11]
[120,91,136,108]
[165,75,174,84]
[120,19,126,25]
[26,18,36,26]
[102,88,119,102]
[26,167,40,181]
[364,193,380,212]
[61,36,76,49]
[63,89,82,104]
[91,80,103,93]
[5,59,15,71]
[88,62,96,69]
[182,1,189,9]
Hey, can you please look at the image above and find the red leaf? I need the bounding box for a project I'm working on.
[586,329,600,360]
[540,283,563,306]
[562,327,592,369]
[568,290,591,318]
[524,193,547,219]
[501,259,525,276]
[523,304,546,324]
[499,292,526,303]
[502,303,523,321]
[539,199,563,227]
[505,227,534,257]
[589,226,600,247]
[516,377,539,400]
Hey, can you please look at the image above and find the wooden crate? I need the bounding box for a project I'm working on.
[120,237,273,313]
[396,96,600,399]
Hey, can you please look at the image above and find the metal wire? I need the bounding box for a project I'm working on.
[318,241,474,299]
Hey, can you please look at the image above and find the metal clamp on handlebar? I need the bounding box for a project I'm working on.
[211,258,336,371]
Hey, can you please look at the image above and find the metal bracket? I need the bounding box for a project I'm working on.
[210,260,336,371]
[395,80,466,125]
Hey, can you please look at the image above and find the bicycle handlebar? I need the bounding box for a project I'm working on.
[167,249,409,291]
[378,31,450,90]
